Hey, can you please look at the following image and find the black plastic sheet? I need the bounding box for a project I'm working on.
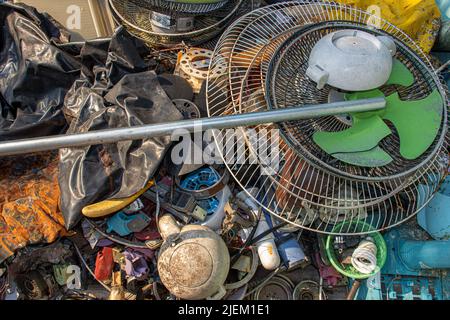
[58,28,185,229]
[0,3,188,229]
[59,70,183,229]
[0,3,81,140]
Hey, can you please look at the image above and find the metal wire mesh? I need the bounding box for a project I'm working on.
[128,0,230,14]
[206,1,449,235]
[266,23,446,181]
[109,0,254,47]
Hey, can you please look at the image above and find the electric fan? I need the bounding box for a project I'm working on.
[206,1,449,234]
[128,0,230,14]
[108,0,254,47]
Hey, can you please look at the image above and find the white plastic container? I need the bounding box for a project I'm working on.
[254,214,281,270]
[237,189,280,271]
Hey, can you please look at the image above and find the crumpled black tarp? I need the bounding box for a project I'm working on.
[0,3,187,229]
[59,70,183,229]
[0,3,81,140]
[59,31,184,230]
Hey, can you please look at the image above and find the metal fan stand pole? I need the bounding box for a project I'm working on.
[0,98,385,157]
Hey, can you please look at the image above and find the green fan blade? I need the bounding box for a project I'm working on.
[312,58,443,167]
[386,59,415,86]
[383,90,443,159]
[313,89,390,154]
[313,114,391,154]
[333,147,393,167]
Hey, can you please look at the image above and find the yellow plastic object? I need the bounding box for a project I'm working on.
[82,180,155,218]
[331,0,441,53]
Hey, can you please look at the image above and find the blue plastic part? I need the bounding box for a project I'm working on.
[356,272,450,300]
[356,274,383,300]
[180,167,220,215]
[436,0,450,20]
[380,275,445,300]
[356,219,450,300]
[197,197,219,216]
[106,211,150,237]
[397,239,450,270]
[383,229,450,276]
[180,167,220,191]
[417,175,450,240]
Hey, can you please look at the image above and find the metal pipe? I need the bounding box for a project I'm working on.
[0,98,385,157]
[346,280,361,300]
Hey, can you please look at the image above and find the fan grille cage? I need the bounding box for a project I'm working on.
[128,0,230,14]
[206,1,449,234]
[109,0,250,46]
[266,23,446,181]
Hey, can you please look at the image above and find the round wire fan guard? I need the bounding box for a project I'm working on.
[127,0,230,14]
[108,0,251,47]
[206,1,450,235]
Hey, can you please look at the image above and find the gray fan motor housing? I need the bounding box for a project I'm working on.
[306,30,396,91]
[150,11,195,33]
[158,224,230,300]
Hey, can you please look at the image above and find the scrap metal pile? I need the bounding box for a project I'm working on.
[0,0,449,301]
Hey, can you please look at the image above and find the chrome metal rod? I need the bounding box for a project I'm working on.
[0,98,385,157]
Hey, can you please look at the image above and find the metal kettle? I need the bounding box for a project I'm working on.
[157,214,230,300]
